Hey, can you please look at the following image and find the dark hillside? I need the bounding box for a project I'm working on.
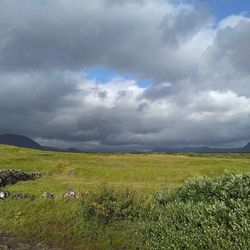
[0,134,42,149]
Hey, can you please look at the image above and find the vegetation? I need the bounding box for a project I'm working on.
[144,172,250,249]
[0,145,250,249]
[76,173,250,249]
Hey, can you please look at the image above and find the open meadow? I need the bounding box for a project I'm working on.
[1,145,250,194]
[0,145,250,249]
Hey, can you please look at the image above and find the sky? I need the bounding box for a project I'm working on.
[0,0,250,151]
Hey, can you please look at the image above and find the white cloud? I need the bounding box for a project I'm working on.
[218,14,250,29]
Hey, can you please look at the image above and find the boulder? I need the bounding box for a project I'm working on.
[63,188,78,199]
[42,192,55,199]
[0,190,9,200]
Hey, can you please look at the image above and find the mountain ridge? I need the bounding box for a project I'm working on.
[0,133,250,153]
[0,134,78,153]
[0,134,42,149]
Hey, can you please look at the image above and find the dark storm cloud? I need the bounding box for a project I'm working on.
[0,70,80,138]
[1,0,250,150]
[195,17,250,97]
[0,71,79,113]
[0,0,210,82]
[210,20,250,74]
[160,4,210,46]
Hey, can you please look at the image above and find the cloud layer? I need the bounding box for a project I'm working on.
[1,0,250,150]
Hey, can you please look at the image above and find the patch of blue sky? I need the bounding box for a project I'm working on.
[85,67,117,83]
[85,67,152,88]
[206,0,250,20]
[137,79,153,88]
[177,0,250,20]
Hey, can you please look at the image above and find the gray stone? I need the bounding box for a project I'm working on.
[0,244,11,250]
[42,192,55,199]
[10,193,34,200]
[0,190,10,200]
[63,188,78,199]
[16,242,32,249]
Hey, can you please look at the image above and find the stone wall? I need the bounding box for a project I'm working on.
[0,169,42,187]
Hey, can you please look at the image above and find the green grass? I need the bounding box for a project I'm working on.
[0,145,250,249]
[1,145,250,194]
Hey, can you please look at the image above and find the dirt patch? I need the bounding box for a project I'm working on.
[0,234,61,250]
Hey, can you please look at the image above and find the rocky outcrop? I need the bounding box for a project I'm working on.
[0,170,42,187]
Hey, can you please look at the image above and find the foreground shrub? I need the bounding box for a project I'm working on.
[76,173,250,249]
[77,186,152,249]
[143,200,250,249]
[79,186,151,224]
[143,172,250,249]
[155,172,250,205]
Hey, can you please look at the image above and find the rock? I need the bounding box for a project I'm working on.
[42,192,55,199]
[0,190,9,200]
[0,170,42,187]
[0,244,11,250]
[35,243,44,248]
[0,191,35,201]
[16,242,32,249]
[11,193,34,200]
[63,188,78,199]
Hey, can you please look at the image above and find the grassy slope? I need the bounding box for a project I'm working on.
[0,145,250,249]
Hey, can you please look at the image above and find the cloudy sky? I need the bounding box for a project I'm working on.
[0,0,250,151]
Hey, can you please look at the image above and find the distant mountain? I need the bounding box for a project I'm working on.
[67,147,81,153]
[240,142,250,152]
[154,144,250,153]
[0,134,43,149]
[1,133,250,153]
[0,133,80,153]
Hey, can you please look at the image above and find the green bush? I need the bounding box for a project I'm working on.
[143,172,250,249]
[143,200,250,249]
[77,186,151,249]
[155,172,250,205]
[76,173,250,249]
[79,186,151,224]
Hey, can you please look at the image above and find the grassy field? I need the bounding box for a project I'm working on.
[0,145,250,249]
[1,145,250,194]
